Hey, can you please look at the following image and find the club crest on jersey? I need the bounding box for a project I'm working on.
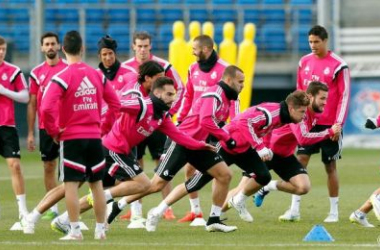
[40,74,46,82]
[193,71,199,78]
[1,73,7,81]
[75,76,96,97]
[211,71,217,79]
[324,67,330,75]
[304,66,310,74]
[118,75,123,82]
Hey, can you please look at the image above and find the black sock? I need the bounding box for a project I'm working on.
[107,201,122,224]
[206,216,220,226]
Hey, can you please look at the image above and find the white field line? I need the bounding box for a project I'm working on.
[0,241,378,248]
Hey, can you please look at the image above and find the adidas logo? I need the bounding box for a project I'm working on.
[75,76,96,97]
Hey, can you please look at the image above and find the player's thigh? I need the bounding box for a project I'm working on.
[155,141,187,181]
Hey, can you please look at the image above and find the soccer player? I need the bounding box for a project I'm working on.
[108,65,243,233]
[281,25,350,223]
[0,36,29,219]
[145,90,313,230]
[177,34,236,224]
[348,116,380,228]
[27,32,67,220]
[97,35,134,92]
[41,30,120,240]
[251,82,341,219]
[121,31,185,221]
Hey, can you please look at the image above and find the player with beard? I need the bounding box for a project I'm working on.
[27,32,68,220]
[251,82,341,216]
[176,34,239,224]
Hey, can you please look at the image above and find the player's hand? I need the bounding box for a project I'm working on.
[226,138,237,150]
[257,147,273,162]
[53,136,59,145]
[53,128,65,144]
[330,123,341,141]
[27,134,35,152]
[204,143,217,152]
[365,117,378,130]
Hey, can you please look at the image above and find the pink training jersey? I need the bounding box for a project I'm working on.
[29,58,67,129]
[0,61,28,126]
[120,72,149,98]
[100,72,147,134]
[123,55,184,115]
[179,82,236,142]
[177,58,232,122]
[96,63,135,92]
[297,51,350,126]
[102,96,207,155]
[269,108,334,158]
[221,102,293,154]
[41,62,120,141]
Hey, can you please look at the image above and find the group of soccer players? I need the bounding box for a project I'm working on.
[4,23,380,240]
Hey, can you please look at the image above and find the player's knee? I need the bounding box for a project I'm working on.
[8,160,22,174]
[150,178,166,193]
[324,162,337,175]
[139,179,151,193]
[216,168,232,185]
[44,162,56,174]
[294,184,310,195]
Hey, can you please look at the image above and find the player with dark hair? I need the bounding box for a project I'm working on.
[96,35,134,92]
[27,32,67,220]
[177,34,239,224]
[40,30,120,240]
[281,25,350,223]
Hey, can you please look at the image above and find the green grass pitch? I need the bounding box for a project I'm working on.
[0,147,379,249]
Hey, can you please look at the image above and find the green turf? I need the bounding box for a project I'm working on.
[0,148,380,249]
